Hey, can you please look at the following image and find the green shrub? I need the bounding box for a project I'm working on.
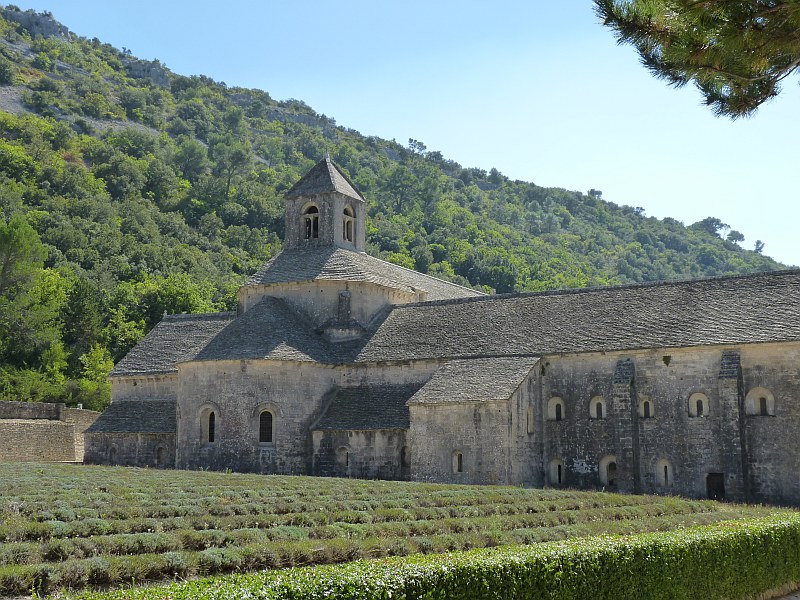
[64,515,800,600]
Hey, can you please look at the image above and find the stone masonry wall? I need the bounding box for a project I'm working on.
[741,342,800,505]
[0,400,63,420]
[84,432,175,468]
[177,360,338,473]
[312,429,407,480]
[241,280,416,330]
[409,398,514,485]
[177,358,436,475]
[537,342,800,504]
[0,402,99,462]
[111,375,178,402]
[64,408,101,461]
[0,420,76,462]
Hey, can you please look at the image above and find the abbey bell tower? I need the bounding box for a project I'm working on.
[283,155,366,251]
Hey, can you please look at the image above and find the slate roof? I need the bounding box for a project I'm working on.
[110,312,235,377]
[285,156,365,201]
[409,358,539,405]
[192,296,331,363]
[246,246,483,302]
[355,270,800,363]
[111,270,800,376]
[313,383,423,430]
[85,399,176,434]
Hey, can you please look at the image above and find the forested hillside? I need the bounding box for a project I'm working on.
[0,6,783,409]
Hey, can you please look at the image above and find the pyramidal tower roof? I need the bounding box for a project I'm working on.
[285,155,365,201]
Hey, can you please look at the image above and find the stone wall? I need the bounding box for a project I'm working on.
[240,279,417,328]
[312,429,407,480]
[176,360,337,473]
[64,408,101,461]
[84,432,175,468]
[740,342,800,504]
[177,358,435,475]
[0,419,76,462]
[535,342,800,504]
[0,400,63,420]
[0,401,99,462]
[409,398,515,485]
[111,374,178,402]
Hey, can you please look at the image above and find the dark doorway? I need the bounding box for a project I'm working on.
[607,462,617,487]
[706,473,726,501]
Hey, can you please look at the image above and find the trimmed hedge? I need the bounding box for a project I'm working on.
[67,514,800,600]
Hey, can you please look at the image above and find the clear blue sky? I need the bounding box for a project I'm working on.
[12,1,800,266]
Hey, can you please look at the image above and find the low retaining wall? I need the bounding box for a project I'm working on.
[0,401,99,462]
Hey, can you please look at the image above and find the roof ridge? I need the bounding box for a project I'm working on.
[389,268,800,311]
[350,249,485,296]
[162,311,236,321]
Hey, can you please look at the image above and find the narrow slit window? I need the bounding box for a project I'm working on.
[759,397,768,416]
[697,399,704,416]
[595,402,603,419]
[555,403,562,421]
[643,401,651,419]
[453,451,463,473]
[208,411,216,443]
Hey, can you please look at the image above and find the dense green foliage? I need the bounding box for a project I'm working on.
[0,463,787,597]
[65,515,800,600]
[64,516,800,600]
[0,7,783,407]
[595,0,800,118]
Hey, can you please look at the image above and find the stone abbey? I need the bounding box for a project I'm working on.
[85,157,800,505]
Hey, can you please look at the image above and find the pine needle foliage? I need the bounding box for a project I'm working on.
[594,0,800,117]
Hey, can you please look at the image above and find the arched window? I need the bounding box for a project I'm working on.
[156,446,165,467]
[549,459,564,486]
[452,451,463,473]
[655,459,673,488]
[599,455,617,487]
[745,387,775,416]
[401,446,410,468]
[109,446,117,464]
[638,397,653,419]
[548,397,565,421]
[302,205,319,239]
[259,411,273,444]
[590,396,606,420]
[201,405,220,444]
[688,393,709,418]
[208,411,216,443]
[342,205,354,243]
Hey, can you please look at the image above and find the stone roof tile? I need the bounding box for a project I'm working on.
[85,399,176,434]
[285,156,364,201]
[313,383,423,430]
[192,296,331,363]
[110,313,235,377]
[409,358,539,404]
[246,246,483,301]
[356,270,800,362]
